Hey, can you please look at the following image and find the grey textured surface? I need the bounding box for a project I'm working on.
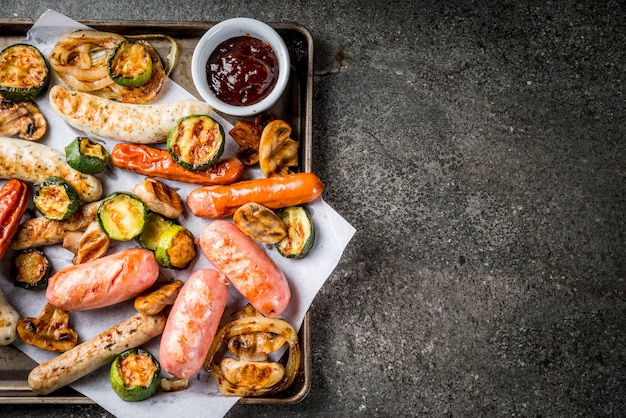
[1,0,625,416]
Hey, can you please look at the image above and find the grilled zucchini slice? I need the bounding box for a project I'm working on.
[65,137,110,174]
[33,176,80,220]
[0,44,50,102]
[107,40,153,87]
[97,192,147,241]
[11,248,51,290]
[138,212,175,251]
[155,224,197,269]
[167,114,225,171]
[276,206,315,258]
[110,348,161,402]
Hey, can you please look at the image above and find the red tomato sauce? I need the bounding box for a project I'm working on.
[205,36,279,106]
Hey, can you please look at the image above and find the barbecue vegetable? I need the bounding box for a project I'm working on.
[28,312,167,395]
[134,280,182,316]
[0,179,29,261]
[0,44,50,102]
[204,308,301,397]
[49,31,168,104]
[155,224,197,269]
[276,206,315,258]
[63,221,111,265]
[187,172,324,219]
[11,248,51,290]
[17,303,78,352]
[138,212,175,251]
[0,136,103,202]
[111,143,244,185]
[167,114,225,171]
[233,202,287,244]
[0,290,20,345]
[65,137,110,175]
[34,176,80,220]
[259,119,299,178]
[107,41,153,87]
[10,200,100,251]
[130,177,184,219]
[110,348,161,402]
[97,192,147,241]
[0,100,47,141]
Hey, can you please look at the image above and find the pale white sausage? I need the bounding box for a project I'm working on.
[0,136,102,202]
[49,85,213,143]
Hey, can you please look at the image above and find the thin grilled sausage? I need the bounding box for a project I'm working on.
[28,312,166,395]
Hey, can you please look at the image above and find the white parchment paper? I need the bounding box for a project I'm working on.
[0,9,355,418]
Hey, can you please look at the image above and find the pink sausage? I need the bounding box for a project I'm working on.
[199,220,291,318]
[46,248,159,311]
[159,268,228,378]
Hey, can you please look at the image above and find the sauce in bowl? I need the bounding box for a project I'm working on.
[205,36,279,106]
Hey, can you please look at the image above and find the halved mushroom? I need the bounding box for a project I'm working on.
[232,202,287,244]
[134,279,183,316]
[0,100,47,141]
[259,119,299,178]
[62,221,111,264]
[17,303,78,352]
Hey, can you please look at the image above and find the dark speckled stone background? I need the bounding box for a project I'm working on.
[1,1,624,416]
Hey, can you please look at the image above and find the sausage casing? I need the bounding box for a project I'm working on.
[49,85,213,143]
[0,136,102,202]
[46,248,160,311]
[199,220,291,318]
[159,269,228,379]
[28,312,166,395]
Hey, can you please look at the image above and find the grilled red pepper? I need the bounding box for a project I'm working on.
[0,179,29,261]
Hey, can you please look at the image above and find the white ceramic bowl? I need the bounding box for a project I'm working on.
[191,18,290,117]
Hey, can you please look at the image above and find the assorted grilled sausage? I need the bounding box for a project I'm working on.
[0,26,328,401]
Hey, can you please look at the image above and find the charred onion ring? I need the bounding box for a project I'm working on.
[49,30,177,104]
[204,315,301,397]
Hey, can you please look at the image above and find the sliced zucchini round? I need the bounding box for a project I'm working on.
[0,44,50,102]
[65,137,110,174]
[110,348,161,402]
[155,224,197,269]
[33,176,80,221]
[138,212,175,251]
[167,114,225,171]
[107,40,153,87]
[275,206,315,258]
[11,248,51,290]
[97,192,147,241]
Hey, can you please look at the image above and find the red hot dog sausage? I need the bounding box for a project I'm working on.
[159,268,228,379]
[46,248,160,311]
[199,220,291,318]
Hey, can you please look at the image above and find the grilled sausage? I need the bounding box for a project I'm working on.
[28,312,166,395]
[49,85,213,143]
[159,269,228,378]
[199,220,291,318]
[46,248,160,311]
[0,136,102,202]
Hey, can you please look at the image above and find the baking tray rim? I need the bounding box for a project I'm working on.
[0,17,314,407]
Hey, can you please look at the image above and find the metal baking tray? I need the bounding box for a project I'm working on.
[0,18,313,406]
